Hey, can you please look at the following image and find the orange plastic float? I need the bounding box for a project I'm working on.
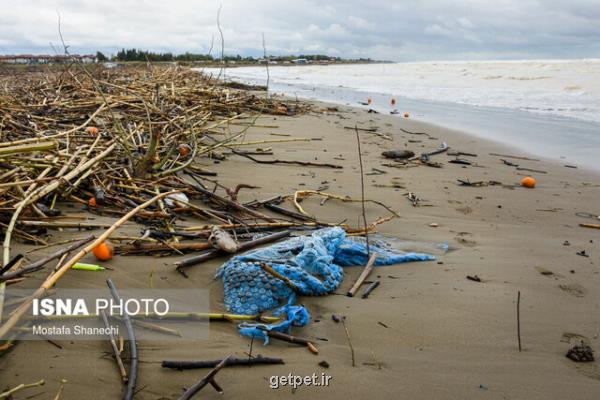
[88,197,97,207]
[93,241,114,261]
[86,126,99,135]
[178,144,192,157]
[521,176,536,188]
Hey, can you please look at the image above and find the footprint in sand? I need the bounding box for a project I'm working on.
[558,283,587,297]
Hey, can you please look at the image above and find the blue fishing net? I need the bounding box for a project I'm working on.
[215,227,435,342]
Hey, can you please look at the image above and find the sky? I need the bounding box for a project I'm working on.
[1,0,599,61]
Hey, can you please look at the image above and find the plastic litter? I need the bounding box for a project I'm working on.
[215,227,436,343]
[164,192,189,207]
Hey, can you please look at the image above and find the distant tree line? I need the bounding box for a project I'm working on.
[94,49,373,63]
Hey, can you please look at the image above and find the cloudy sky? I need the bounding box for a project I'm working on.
[1,0,599,60]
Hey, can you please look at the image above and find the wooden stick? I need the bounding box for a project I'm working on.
[262,329,318,354]
[178,355,232,399]
[517,291,522,352]
[107,279,137,399]
[341,318,356,367]
[0,190,178,339]
[0,236,95,282]
[162,355,284,370]
[259,263,301,292]
[176,230,290,269]
[0,379,45,399]
[580,223,600,229]
[361,280,380,299]
[346,253,378,297]
[100,310,128,382]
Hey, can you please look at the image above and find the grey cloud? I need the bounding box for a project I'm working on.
[0,0,598,60]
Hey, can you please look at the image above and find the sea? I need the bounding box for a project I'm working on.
[201,60,600,171]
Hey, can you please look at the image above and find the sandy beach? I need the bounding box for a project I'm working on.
[1,92,599,399]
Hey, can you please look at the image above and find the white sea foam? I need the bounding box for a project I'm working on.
[204,59,600,123]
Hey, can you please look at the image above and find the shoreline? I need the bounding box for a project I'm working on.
[2,86,600,399]
[206,62,600,171]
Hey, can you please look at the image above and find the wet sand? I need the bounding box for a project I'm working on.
[2,100,600,399]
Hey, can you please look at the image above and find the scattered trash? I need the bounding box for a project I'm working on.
[566,342,594,362]
[92,241,114,261]
[382,150,415,160]
[521,176,536,188]
[215,227,435,342]
[72,262,105,271]
[467,275,482,282]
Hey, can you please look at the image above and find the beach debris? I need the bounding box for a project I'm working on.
[340,316,356,367]
[208,226,239,253]
[500,158,519,167]
[331,314,342,323]
[489,153,540,161]
[100,310,128,382]
[405,192,421,206]
[93,241,115,261]
[318,360,330,368]
[72,262,105,271]
[517,291,522,352]
[521,176,537,188]
[448,150,477,157]
[580,223,600,229]
[559,283,587,297]
[457,179,502,187]
[466,275,482,282]
[576,250,589,257]
[403,112,410,118]
[566,342,595,363]
[382,150,415,160]
[535,266,554,276]
[411,142,449,164]
[391,98,396,106]
[361,280,380,298]
[347,253,378,297]
[448,158,472,165]
[575,212,600,220]
[216,228,432,315]
[176,231,291,271]
[162,355,284,370]
[177,355,232,399]
[429,222,439,227]
[107,279,138,400]
[260,329,319,354]
[517,167,547,174]
[0,379,45,399]
[400,128,430,137]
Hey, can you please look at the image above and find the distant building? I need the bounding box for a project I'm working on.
[0,54,97,64]
[292,58,308,64]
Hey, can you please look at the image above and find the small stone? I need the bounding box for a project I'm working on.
[318,360,330,368]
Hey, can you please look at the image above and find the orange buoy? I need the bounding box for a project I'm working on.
[88,197,97,207]
[403,112,410,118]
[391,98,396,106]
[178,144,192,157]
[367,97,372,105]
[521,176,536,188]
[92,241,114,261]
[86,126,99,135]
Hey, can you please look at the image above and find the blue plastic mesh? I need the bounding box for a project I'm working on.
[215,227,435,341]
